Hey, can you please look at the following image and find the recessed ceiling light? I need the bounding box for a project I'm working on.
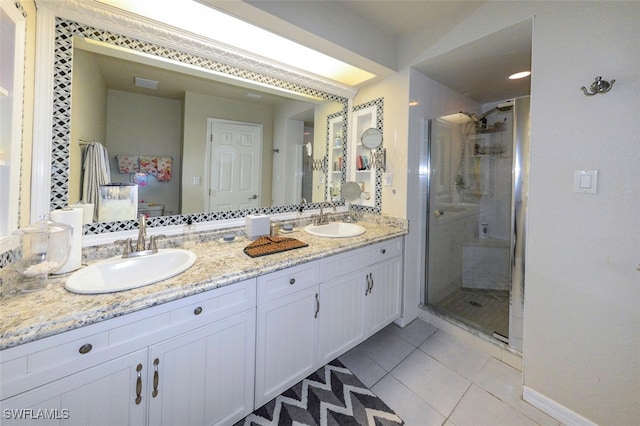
[509,71,531,80]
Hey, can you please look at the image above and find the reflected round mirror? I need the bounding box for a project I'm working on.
[341,181,362,201]
[361,128,383,149]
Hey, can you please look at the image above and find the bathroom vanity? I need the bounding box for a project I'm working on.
[0,219,406,426]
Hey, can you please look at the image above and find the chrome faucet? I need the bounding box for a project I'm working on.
[136,214,147,252]
[317,201,336,224]
[115,214,165,258]
[298,198,308,213]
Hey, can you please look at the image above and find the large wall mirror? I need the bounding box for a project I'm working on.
[34,1,353,236]
[0,0,26,259]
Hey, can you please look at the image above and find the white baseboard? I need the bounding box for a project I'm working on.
[523,386,598,426]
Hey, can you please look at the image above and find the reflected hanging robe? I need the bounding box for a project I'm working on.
[82,142,111,221]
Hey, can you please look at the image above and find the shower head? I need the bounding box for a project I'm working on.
[459,111,478,122]
[497,100,514,111]
[459,109,494,122]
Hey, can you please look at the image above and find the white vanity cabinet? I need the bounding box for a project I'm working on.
[0,279,256,426]
[317,238,403,365]
[255,262,320,407]
[254,237,403,407]
[1,349,148,425]
[147,309,256,426]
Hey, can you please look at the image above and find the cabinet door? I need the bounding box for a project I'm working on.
[318,270,366,365]
[0,350,147,426]
[147,309,256,426]
[255,286,319,408]
[365,257,403,335]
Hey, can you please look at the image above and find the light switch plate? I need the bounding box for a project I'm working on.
[574,170,597,193]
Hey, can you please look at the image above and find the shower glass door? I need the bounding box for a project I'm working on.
[426,99,528,350]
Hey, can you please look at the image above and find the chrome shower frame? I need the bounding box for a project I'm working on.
[423,96,530,352]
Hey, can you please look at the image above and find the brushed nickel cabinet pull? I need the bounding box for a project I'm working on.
[289,278,296,285]
[365,273,374,294]
[314,293,320,318]
[152,358,160,398]
[135,364,143,405]
[193,306,203,315]
[78,343,92,354]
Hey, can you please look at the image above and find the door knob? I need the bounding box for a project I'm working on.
[249,194,257,200]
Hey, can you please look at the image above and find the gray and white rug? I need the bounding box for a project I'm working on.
[235,359,403,425]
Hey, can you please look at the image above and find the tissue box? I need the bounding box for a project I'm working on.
[245,214,270,238]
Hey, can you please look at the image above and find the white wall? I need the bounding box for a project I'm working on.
[396,2,639,424]
[521,3,639,424]
[271,99,317,206]
[69,49,107,204]
[354,72,410,219]
[106,90,182,216]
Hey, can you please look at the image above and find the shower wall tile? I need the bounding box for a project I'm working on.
[462,243,510,290]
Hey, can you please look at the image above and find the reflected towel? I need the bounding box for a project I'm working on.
[139,156,158,177]
[116,155,139,173]
[156,157,172,181]
[82,142,111,221]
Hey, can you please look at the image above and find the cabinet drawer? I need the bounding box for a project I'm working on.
[257,261,319,304]
[371,237,403,262]
[320,237,403,281]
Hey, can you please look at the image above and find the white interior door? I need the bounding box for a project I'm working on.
[206,119,262,212]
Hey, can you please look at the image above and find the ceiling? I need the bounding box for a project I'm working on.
[94,1,532,105]
[411,20,532,103]
[208,0,532,104]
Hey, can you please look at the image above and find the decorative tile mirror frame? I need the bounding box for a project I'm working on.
[31,0,364,239]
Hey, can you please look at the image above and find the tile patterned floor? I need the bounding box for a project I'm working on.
[339,319,561,426]
[435,288,510,339]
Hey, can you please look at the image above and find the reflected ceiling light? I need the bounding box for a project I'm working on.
[409,100,420,107]
[97,0,375,86]
[134,76,158,90]
[509,71,531,80]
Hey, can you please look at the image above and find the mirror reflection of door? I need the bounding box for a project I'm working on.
[206,119,262,212]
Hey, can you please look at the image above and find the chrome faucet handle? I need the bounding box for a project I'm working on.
[114,238,133,258]
[149,234,166,252]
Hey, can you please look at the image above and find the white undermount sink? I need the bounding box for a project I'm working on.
[304,222,366,238]
[65,249,196,294]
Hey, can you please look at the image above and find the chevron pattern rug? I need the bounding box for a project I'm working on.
[235,359,403,426]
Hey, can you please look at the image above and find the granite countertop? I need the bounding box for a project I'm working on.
[0,215,407,350]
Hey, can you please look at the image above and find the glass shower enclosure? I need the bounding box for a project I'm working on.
[425,97,529,351]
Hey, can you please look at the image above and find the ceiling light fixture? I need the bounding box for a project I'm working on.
[509,71,531,80]
[98,0,375,86]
